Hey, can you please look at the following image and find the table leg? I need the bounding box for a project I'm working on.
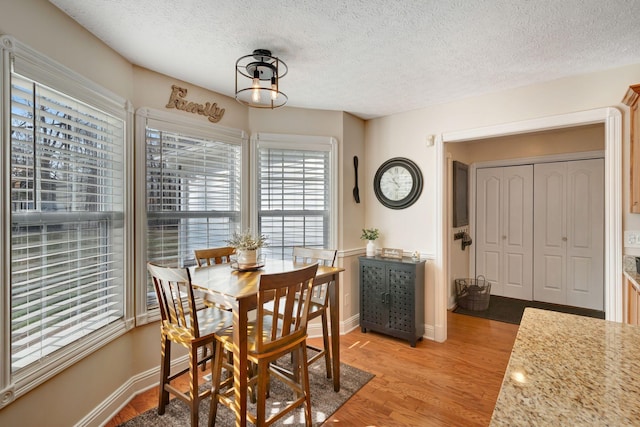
[329,273,341,392]
[233,298,249,427]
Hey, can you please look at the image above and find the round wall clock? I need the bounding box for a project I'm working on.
[373,157,423,209]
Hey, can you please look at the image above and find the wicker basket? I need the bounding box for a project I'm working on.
[455,276,491,311]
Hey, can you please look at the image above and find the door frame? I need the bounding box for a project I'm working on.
[435,107,622,342]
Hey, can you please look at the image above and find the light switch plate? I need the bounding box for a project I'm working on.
[624,231,640,248]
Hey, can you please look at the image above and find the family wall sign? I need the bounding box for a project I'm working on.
[165,85,225,123]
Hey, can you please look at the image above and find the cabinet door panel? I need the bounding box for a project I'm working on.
[387,264,415,333]
[360,262,387,327]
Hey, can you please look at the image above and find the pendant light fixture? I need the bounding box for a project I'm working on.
[235,49,288,109]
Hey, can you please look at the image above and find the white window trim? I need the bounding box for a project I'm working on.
[0,35,134,408]
[134,107,248,325]
[250,132,338,250]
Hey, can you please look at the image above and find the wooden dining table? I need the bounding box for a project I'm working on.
[190,259,344,427]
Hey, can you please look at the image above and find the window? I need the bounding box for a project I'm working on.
[136,109,246,312]
[255,133,337,259]
[1,36,130,403]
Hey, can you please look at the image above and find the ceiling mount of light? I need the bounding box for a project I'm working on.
[235,49,288,109]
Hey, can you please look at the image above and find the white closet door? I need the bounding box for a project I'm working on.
[502,166,533,300]
[476,168,503,295]
[566,159,604,309]
[533,159,604,310]
[476,165,533,299]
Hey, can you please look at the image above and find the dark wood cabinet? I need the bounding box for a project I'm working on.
[359,256,425,347]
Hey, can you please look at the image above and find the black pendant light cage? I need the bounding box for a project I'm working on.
[235,49,288,109]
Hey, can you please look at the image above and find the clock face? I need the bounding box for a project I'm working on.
[380,166,413,201]
[374,158,423,209]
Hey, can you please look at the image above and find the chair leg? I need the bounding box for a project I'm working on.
[209,341,225,426]
[300,345,313,427]
[256,360,269,425]
[320,311,332,378]
[158,336,171,414]
[189,346,200,427]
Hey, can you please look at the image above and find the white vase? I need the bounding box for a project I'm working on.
[366,240,376,256]
[237,249,258,266]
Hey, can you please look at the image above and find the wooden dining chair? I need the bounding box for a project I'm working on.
[292,246,337,378]
[193,246,236,310]
[147,262,233,427]
[194,246,236,267]
[209,263,318,427]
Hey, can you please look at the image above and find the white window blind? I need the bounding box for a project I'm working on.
[10,73,125,372]
[144,122,243,307]
[256,135,335,260]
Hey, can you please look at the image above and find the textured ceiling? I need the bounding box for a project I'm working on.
[49,0,640,120]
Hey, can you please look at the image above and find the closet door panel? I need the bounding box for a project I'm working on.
[475,166,532,299]
[476,169,504,295]
[534,159,604,310]
[502,166,533,300]
[534,163,567,304]
[566,159,604,310]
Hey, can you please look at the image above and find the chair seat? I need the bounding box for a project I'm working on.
[215,316,306,357]
[195,307,234,336]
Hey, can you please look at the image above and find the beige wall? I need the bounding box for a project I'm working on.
[446,123,604,163]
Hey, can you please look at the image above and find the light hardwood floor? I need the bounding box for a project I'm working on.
[107,311,518,426]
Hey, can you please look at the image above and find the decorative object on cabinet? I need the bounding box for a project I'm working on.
[361,228,379,256]
[353,156,361,203]
[359,256,425,346]
[380,247,403,259]
[373,157,423,209]
[623,84,640,213]
[452,160,469,227]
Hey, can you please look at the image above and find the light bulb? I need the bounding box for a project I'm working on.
[271,77,278,101]
[252,69,261,103]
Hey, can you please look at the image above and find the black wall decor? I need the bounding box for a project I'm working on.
[452,161,469,227]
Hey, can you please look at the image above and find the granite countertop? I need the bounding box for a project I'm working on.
[490,308,640,426]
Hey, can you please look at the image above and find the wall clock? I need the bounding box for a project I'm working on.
[373,157,423,209]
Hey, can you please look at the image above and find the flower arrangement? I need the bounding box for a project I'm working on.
[360,228,380,241]
[226,229,269,250]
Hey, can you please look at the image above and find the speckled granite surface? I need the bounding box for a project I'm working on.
[490,308,640,426]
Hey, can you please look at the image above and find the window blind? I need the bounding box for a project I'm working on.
[10,73,125,372]
[257,143,331,260]
[145,127,242,270]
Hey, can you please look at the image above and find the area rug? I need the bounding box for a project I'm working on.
[118,360,373,427]
[454,295,605,325]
